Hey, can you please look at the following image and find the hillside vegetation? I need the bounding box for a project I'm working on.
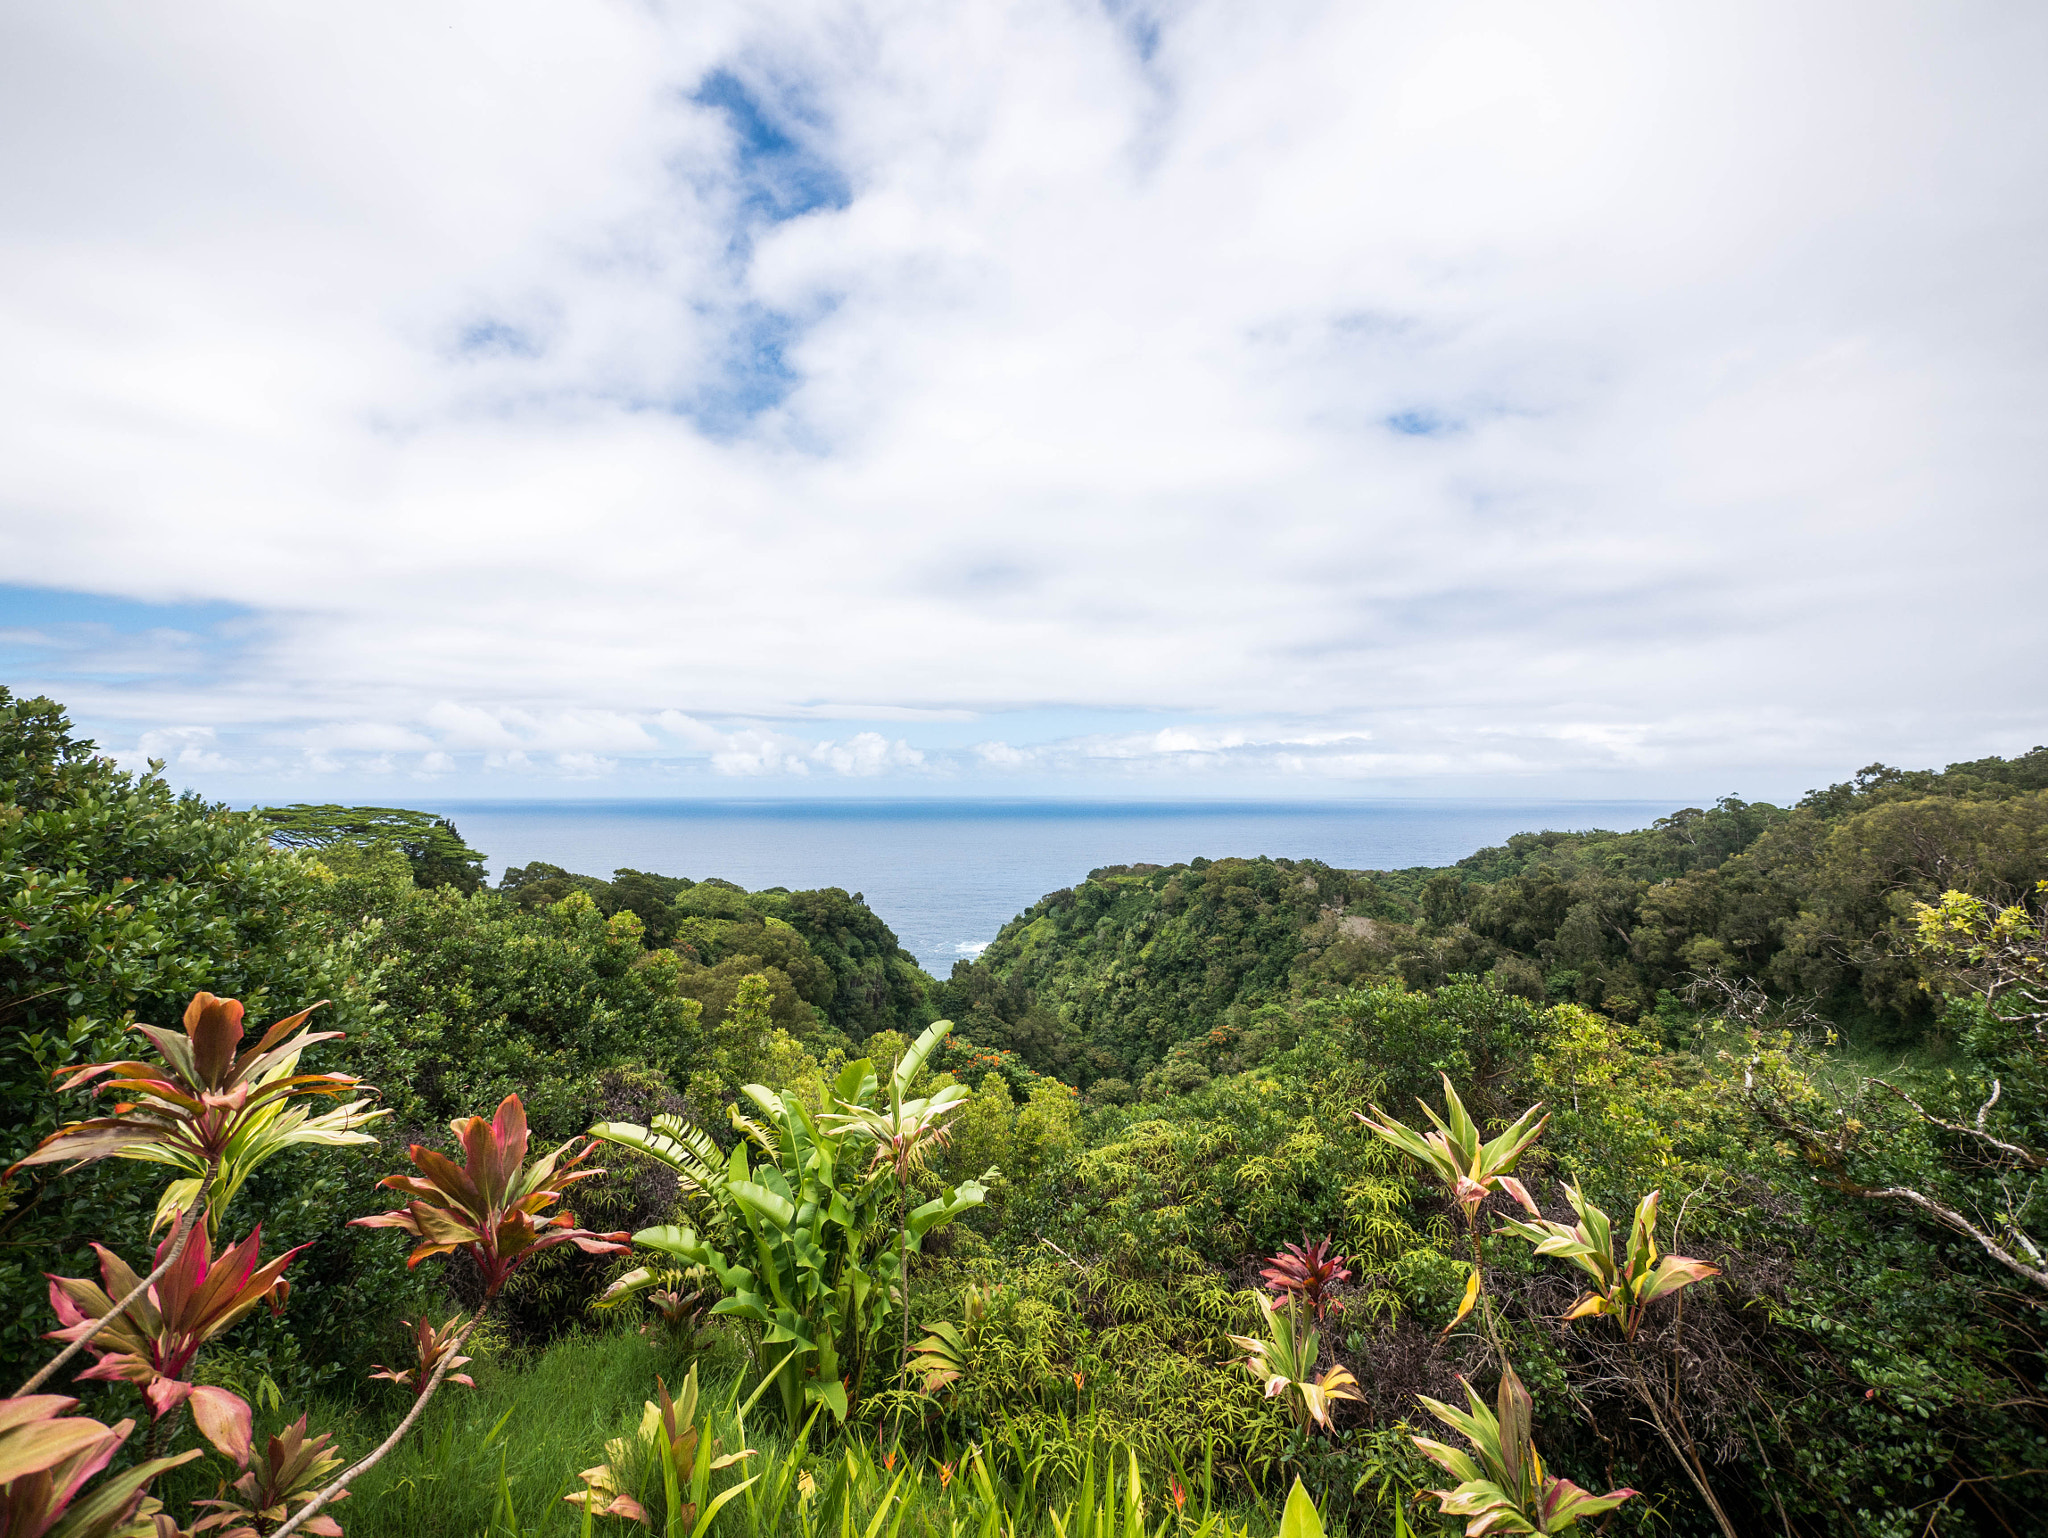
[6,685,2048,1538]
[940,754,2048,1094]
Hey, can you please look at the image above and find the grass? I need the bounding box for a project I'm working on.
[192,1321,1401,1537]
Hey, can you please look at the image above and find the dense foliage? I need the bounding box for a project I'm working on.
[943,751,2048,1090]
[8,688,2048,1537]
[499,861,933,1044]
[0,690,382,1390]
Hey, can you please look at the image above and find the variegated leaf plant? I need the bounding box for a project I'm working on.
[1414,1363,1638,1534]
[1227,1293,1364,1434]
[350,1092,630,1298]
[1497,1182,1720,1339]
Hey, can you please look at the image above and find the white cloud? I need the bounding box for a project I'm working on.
[810,732,923,776]
[131,726,242,774]
[554,752,618,779]
[4,0,2044,798]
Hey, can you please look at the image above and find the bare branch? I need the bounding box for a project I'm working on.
[1857,1186,2048,1291]
[267,1307,488,1538]
[1977,1079,2002,1133]
[1869,1079,2046,1169]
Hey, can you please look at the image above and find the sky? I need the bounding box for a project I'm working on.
[2,0,2044,803]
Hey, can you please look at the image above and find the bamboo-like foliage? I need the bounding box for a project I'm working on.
[1413,1364,1637,1534]
[1497,1183,1720,1339]
[590,1034,987,1428]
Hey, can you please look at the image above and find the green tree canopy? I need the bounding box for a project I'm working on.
[254,804,488,892]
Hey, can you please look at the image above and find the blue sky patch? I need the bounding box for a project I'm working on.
[693,69,850,226]
[0,584,256,687]
[1385,408,1453,437]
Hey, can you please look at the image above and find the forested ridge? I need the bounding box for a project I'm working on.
[940,754,2048,1095]
[6,682,2048,1537]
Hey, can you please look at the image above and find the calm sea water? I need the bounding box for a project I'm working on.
[422,799,1685,975]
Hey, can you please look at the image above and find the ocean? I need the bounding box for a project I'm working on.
[420,799,1687,975]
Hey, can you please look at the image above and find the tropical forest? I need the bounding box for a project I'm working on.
[6,683,2048,1538]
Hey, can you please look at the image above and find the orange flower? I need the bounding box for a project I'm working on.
[939,1461,956,1488]
[1170,1476,1188,1512]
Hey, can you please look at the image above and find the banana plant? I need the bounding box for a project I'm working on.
[819,1021,976,1375]
[368,1315,476,1397]
[10,992,381,1397]
[590,1031,988,1428]
[44,1226,308,1462]
[1226,1294,1363,1434]
[188,1415,348,1537]
[1497,1183,1721,1339]
[0,1394,200,1538]
[1413,1363,1638,1534]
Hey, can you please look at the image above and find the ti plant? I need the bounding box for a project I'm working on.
[1413,1363,1637,1534]
[1355,1075,1547,1343]
[595,1265,718,1349]
[367,1315,476,1397]
[1498,1182,1738,1538]
[267,1092,629,1538]
[44,1225,307,1461]
[189,1415,348,1538]
[1227,1294,1363,1434]
[564,1365,757,1533]
[9,992,380,1397]
[350,1092,630,1298]
[1497,1183,1720,1340]
[589,1030,987,1428]
[0,1394,200,1538]
[1354,1074,1548,1226]
[1260,1237,1351,1323]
